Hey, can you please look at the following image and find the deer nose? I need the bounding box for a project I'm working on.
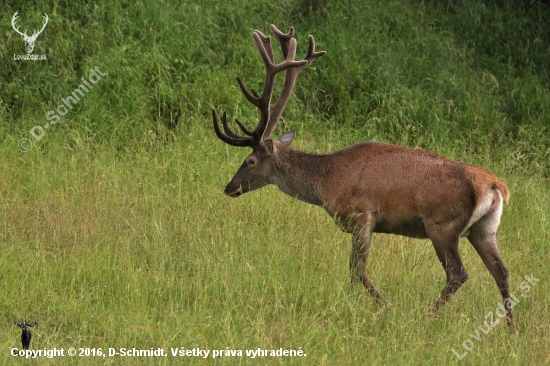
[224,183,243,197]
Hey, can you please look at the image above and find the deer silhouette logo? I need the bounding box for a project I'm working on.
[13,319,38,350]
[11,11,49,54]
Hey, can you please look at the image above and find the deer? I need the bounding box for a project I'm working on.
[13,319,38,350]
[212,25,515,332]
[11,11,49,54]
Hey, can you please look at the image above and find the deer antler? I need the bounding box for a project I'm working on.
[11,11,27,38]
[213,25,326,147]
[13,318,38,328]
[31,13,49,39]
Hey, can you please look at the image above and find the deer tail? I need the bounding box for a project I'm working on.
[493,180,510,204]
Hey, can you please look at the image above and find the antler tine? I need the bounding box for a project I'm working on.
[222,115,246,139]
[235,76,261,107]
[235,118,254,136]
[300,35,326,70]
[269,25,295,59]
[27,320,38,327]
[253,30,274,64]
[212,110,253,147]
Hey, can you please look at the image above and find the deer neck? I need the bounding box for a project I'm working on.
[271,146,327,207]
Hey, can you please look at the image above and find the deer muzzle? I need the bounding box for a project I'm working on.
[224,183,243,198]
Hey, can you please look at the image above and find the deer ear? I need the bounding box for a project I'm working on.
[276,130,295,146]
[264,139,274,153]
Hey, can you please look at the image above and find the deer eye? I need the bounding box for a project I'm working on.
[247,158,256,167]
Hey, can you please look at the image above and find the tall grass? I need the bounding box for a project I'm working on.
[1,0,549,364]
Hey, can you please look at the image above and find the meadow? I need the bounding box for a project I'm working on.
[1,0,549,364]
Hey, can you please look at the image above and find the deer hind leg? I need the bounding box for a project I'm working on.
[349,224,386,305]
[430,233,468,314]
[468,231,515,332]
[467,193,515,331]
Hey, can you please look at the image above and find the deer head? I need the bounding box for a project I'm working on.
[212,25,325,197]
[11,11,49,54]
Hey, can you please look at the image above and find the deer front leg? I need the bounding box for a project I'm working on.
[349,223,386,305]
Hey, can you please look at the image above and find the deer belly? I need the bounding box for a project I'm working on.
[374,216,429,238]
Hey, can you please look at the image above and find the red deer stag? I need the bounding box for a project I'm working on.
[212,25,514,331]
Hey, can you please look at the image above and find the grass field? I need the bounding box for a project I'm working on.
[1,0,549,364]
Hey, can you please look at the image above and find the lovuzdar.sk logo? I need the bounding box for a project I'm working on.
[11,10,48,61]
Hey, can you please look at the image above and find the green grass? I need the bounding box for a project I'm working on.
[1,0,549,364]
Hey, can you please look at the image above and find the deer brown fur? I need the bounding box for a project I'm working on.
[212,25,515,332]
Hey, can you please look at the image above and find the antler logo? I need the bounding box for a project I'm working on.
[13,318,38,350]
[11,11,49,54]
